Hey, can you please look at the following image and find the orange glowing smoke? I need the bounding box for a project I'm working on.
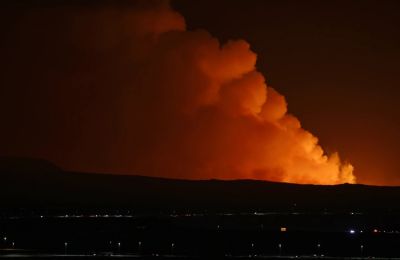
[0,1,355,184]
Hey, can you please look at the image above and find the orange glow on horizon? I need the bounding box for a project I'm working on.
[0,1,356,185]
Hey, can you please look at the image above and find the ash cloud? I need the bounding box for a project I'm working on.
[0,1,355,184]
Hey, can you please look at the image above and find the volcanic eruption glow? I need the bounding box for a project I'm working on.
[0,1,355,184]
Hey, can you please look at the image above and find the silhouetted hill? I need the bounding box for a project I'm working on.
[1,157,400,212]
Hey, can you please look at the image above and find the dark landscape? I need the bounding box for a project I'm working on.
[2,157,400,212]
[2,158,400,259]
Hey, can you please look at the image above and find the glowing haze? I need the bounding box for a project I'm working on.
[0,1,355,184]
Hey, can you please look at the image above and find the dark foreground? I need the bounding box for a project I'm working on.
[0,255,399,260]
[3,159,400,258]
[1,211,400,259]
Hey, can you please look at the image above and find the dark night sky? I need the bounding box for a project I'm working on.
[172,0,400,185]
[1,0,400,185]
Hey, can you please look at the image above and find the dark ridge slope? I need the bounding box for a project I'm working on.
[0,157,398,212]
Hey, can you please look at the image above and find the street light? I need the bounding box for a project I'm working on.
[138,241,142,254]
[11,242,15,249]
[360,245,364,257]
[171,242,175,255]
[64,242,68,255]
[317,243,321,256]
[278,243,282,256]
[117,242,121,254]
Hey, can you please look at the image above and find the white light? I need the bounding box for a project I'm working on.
[349,229,356,234]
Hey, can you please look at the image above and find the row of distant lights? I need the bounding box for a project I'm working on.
[2,229,396,250]
[219,227,396,234]
[349,229,400,234]
[2,238,176,253]
[32,211,364,219]
[3,230,390,242]
[2,235,395,257]
[38,214,134,219]
[36,214,400,235]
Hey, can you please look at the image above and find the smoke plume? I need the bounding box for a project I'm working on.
[0,1,355,184]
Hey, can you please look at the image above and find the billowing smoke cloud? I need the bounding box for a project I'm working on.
[0,1,355,184]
